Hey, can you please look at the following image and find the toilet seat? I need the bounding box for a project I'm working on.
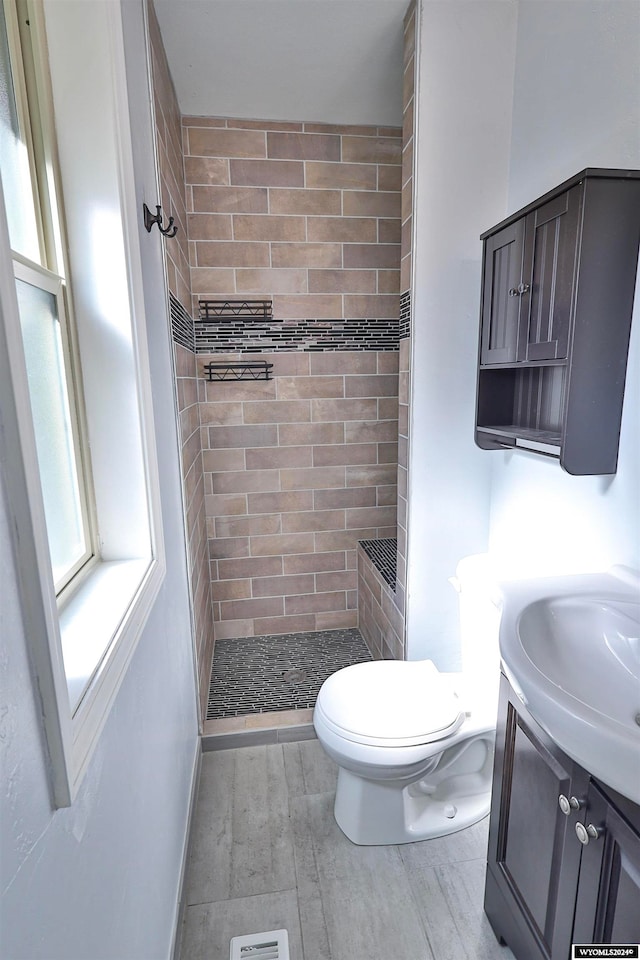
[315,659,465,748]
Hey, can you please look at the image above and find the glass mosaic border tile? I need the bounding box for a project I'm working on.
[195,312,400,353]
[206,628,372,719]
[171,293,401,353]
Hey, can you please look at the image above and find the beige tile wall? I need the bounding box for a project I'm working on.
[174,342,215,715]
[149,7,215,717]
[200,350,399,640]
[395,337,410,619]
[392,1,417,652]
[182,117,402,321]
[184,116,403,641]
[149,6,191,313]
[401,1,416,294]
[150,25,406,657]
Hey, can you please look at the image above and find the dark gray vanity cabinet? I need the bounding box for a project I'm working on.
[476,168,640,474]
[484,676,588,960]
[573,781,640,945]
[485,674,640,960]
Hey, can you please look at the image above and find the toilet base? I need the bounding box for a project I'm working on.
[333,736,494,846]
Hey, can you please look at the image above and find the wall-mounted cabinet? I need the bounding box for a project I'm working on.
[475,169,640,474]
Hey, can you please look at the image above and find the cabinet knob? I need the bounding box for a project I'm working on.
[517,282,531,295]
[558,794,582,816]
[575,821,603,845]
[509,287,519,297]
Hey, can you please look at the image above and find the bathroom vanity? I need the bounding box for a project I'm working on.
[484,570,640,959]
[484,672,640,960]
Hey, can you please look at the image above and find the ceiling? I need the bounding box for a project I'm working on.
[152,0,409,127]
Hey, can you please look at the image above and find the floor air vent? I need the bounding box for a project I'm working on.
[229,929,289,960]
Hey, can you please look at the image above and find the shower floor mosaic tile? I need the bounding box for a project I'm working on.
[206,628,372,720]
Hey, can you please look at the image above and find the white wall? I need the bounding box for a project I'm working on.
[153,0,407,125]
[508,1,640,211]
[0,2,199,957]
[488,0,640,577]
[405,1,517,665]
[407,0,640,667]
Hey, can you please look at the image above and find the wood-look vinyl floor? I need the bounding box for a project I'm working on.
[178,740,515,960]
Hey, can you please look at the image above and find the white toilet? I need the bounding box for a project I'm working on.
[313,555,501,846]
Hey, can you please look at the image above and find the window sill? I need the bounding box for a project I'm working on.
[61,554,165,794]
[61,558,152,713]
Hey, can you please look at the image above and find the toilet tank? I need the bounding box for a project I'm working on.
[452,554,502,695]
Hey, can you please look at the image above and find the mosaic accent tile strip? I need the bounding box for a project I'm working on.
[400,291,411,340]
[207,628,372,719]
[195,311,400,353]
[359,538,398,589]
[170,292,195,351]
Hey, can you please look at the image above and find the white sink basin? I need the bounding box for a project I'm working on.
[498,568,640,805]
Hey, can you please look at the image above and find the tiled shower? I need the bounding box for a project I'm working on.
[149,2,417,721]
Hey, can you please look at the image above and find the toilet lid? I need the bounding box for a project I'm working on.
[315,659,465,747]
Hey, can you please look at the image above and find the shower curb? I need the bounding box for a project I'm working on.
[202,709,316,751]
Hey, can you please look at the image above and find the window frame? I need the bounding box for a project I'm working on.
[0,0,45,262]
[3,0,98,597]
[0,0,166,806]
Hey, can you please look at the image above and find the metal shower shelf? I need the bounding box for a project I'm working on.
[199,299,273,320]
[203,361,274,382]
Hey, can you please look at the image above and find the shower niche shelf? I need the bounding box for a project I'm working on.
[475,168,640,475]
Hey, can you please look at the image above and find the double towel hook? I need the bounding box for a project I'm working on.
[142,203,178,238]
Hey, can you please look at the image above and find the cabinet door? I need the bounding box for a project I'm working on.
[485,682,589,960]
[519,185,583,362]
[480,220,524,364]
[573,783,640,945]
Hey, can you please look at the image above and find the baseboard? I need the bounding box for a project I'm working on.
[170,738,202,960]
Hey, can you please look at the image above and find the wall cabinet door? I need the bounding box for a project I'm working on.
[484,678,589,960]
[519,185,582,362]
[480,186,581,365]
[572,782,640,945]
[480,220,524,364]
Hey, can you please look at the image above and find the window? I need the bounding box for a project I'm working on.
[14,262,92,591]
[0,0,165,805]
[1,0,94,595]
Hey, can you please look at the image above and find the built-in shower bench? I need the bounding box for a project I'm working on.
[357,539,405,660]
